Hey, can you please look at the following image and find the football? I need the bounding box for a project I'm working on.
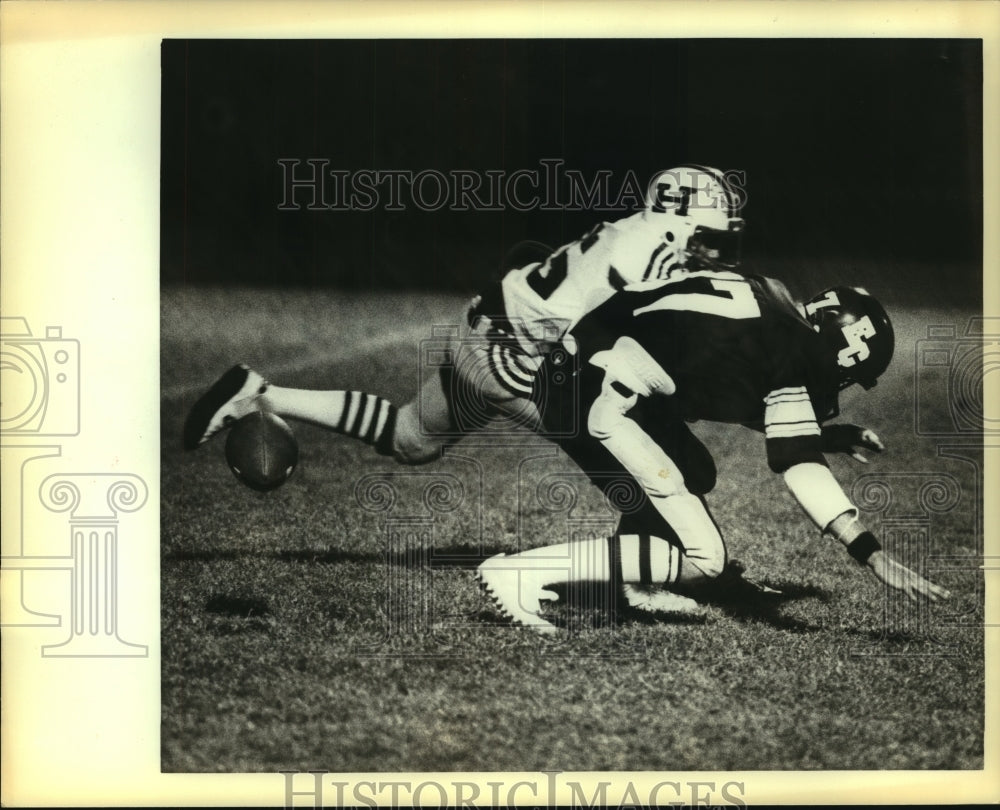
[224,411,298,492]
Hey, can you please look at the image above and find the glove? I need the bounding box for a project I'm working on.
[821,423,885,464]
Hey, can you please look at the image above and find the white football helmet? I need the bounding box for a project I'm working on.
[645,165,745,271]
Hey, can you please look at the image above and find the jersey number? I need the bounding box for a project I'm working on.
[632,276,761,320]
[805,290,839,316]
[525,223,605,300]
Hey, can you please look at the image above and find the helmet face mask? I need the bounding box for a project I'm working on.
[804,287,895,392]
[685,222,745,271]
[646,165,745,272]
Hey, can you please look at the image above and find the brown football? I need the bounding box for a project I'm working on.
[224,411,298,492]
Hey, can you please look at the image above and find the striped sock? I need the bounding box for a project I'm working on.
[614,533,681,586]
[262,387,397,455]
[505,534,680,587]
[334,391,398,455]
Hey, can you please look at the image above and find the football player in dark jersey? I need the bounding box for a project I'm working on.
[476,272,950,633]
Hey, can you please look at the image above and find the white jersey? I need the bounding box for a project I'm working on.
[501,210,683,358]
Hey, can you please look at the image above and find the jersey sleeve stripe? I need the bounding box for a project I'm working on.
[764,404,817,424]
[765,393,811,403]
[764,385,820,439]
[765,423,822,438]
[766,386,810,399]
[765,418,821,430]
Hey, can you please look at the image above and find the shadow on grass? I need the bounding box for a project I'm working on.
[205,594,271,617]
[165,542,511,567]
[171,548,855,636]
[542,581,712,631]
[201,593,275,635]
[662,561,838,634]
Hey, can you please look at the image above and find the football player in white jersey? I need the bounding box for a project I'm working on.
[183,165,750,463]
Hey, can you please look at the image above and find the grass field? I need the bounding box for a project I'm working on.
[160,284,984,773]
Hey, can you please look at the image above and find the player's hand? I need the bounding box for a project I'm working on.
[866,550,951,602]
[822,423,885,464]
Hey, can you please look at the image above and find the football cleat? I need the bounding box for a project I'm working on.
[688,558,783,601]
[475,553,560,635]
[622,583,703,615]
[182,364,270,450]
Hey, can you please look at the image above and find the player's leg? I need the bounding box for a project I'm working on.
[182,301,542,463]
[477,436,725,631]
[641,414,717,497]
[183,361,458,465]
[477,511,713,633]
[552,388,726,584]
[478,376,725,630]
[181,363,407,455]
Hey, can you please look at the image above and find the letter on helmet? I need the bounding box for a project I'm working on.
[804,286,895,391]
[645,164,745,271]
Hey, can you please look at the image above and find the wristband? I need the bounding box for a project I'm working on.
[846,531,882,564]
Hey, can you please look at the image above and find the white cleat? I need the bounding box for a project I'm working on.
[622,583,703,615]
[182,364,270,450]
[476,553,561,635]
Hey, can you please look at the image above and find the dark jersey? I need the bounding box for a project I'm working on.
[540,271,838,473]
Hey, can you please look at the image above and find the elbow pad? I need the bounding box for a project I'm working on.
[783,462,857,532]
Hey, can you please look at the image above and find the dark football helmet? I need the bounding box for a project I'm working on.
[804,286,894,390]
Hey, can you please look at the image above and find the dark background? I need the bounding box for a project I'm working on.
[160,39,982,303]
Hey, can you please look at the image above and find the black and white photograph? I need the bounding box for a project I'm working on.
[161,36,986,781]
[2,3,997,807]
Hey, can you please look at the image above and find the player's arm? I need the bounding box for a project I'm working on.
[745,417,884,464]
[782,463,950,602]
[764,387,948,601]
[820,423,885,464]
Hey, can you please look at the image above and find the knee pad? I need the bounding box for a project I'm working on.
[389,405,441,465]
